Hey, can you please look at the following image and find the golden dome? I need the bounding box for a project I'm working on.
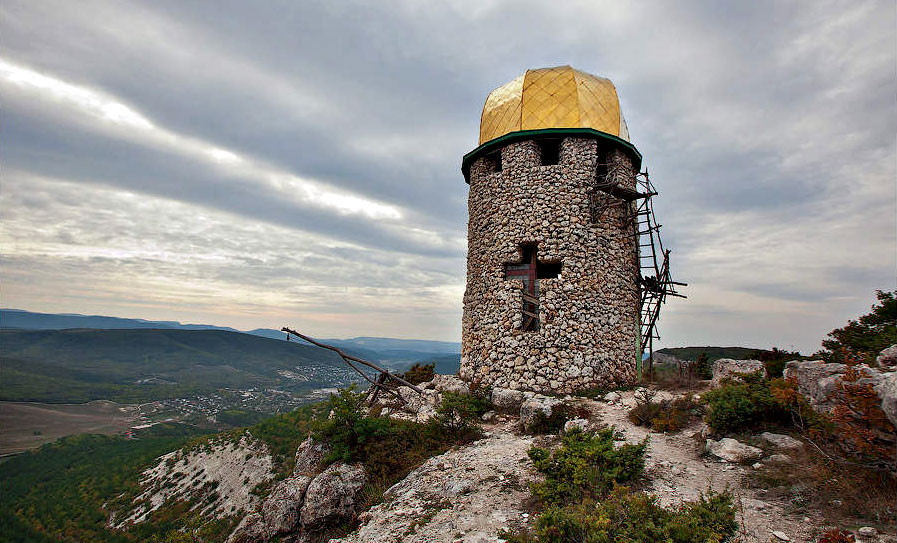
[479,66,630,145]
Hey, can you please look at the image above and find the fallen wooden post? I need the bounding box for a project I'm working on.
[281,326,423,405]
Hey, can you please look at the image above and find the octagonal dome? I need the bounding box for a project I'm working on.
[479,65,630,145]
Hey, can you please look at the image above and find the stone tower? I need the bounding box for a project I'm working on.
[460,66,643,394]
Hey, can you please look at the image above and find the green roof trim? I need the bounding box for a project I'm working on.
[461,128,642,183]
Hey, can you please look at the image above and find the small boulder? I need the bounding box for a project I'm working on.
[294,437,331,475]
[759,432,803,451]
[763,454,792,464]
[711,359,766,388]
[875,371,897,427]
[563,418,590,434]
[782,360,846,412]
[603,391,621,403]
[706,438,762,463]
[300,463,367,530]
[877,344,897,367]
[491,387,525,413]
[430,374,470,395]
[519,395,565,434]
[481,410,496,422]
[260,474,312,536]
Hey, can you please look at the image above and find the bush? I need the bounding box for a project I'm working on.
[524,404,573,435]
[528,428,647,505]
[501,485,737,543]
[401,363,435,385]
[818,289,896,365]
[314,386,486,490]
[628,389,700,433]
[701,372,788,434]
[436,391,489,437]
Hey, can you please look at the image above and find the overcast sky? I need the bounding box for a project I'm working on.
[1,1,894,352]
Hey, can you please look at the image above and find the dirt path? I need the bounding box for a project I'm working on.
[591,392,822,543]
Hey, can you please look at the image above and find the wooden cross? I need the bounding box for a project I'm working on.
[503,245,561,331]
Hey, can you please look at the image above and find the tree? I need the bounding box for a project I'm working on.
[819,290,897,364]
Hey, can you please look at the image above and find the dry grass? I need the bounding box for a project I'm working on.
[749,446,896,531]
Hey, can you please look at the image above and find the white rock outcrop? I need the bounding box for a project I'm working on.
[711,359,766,388]
[877,344,897,367]
[300,462,367,529]
[490,387,525,413]
[294,437,331,475]
[114,435,273,527]
[335,431,540,543]
[260,474,312,536]
[784,360,897,427]
[706,438,763,463]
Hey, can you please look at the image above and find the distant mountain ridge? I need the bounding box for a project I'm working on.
[0,309,462,375]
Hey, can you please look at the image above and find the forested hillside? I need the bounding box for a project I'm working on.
[0,329,355,403]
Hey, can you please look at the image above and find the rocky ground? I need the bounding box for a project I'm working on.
[332,390,825,543]
[113,353,897,543]
[337,425,542,543]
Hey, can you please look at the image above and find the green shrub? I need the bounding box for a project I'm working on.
[314,386,486,491]
[436,391,490,437]
[528,428,647,505]
[701,372,788,434]
[401,363,435,385]
[818,289,896,365]
[523,404,572,435]
[501,486,737,543]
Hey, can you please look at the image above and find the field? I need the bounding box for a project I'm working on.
[0,401,137,455]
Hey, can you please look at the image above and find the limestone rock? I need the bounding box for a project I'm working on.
[491,387,525,413]
[294,437,331,475]
[260,474,312,536]
[430,374,470,396]
[603,391,621,403]
[763,454,791,464]
[333,432,539,543]
[519,395,565,433]
[783,360,847,413]
[300,463,367,530]
[877,344,897,367]
[563,418,591,434]
[758,432,803,452]
[785,359,897,427]
[705,438,762,463]
[711,359,766,388]
[875,371,897,427]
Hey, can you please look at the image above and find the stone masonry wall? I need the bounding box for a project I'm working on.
[460,138,640,394]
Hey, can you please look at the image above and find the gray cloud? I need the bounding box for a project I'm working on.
[1,0,894,350]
